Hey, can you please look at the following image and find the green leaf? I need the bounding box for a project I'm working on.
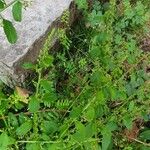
[128,101,135,111]
[109,86,118,100]
[91,70,107,87]
[26,143,41,150]
[16,121,32,136]
[84,106,95,121]
[72,122,86,142]
[95,105,104,118]
[102,130,112,150]
[0,134,15,150]
[125,83,135,96]
[43,92,57,107]
[22,62,35,70]
[8,112,19,128]
[3,19,17,43]
[123,115,133,129]
[47,143,63,150]
[41,133,50,141]
[40,80,53,91]
[12,1,22,22]
[95,90,105,105]
[0,0,5,9]
[140,130,150,140]
[75,0,88,10]
[90,45,102,59]
[140,146,150,150]
[106,122,118,132]
[29,97,40,113]
[72,122,95,143]
[85,123,96,139]
[42,55,54,68]
[70,106,82,119]
[41,121,58,134]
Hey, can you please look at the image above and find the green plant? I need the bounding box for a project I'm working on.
[0,0,149,149]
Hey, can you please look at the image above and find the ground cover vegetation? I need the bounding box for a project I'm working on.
[0,0,150,149]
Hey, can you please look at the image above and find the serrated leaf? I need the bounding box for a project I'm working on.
[12,1,22,22]
[29,97,40,113]
[42,92,57,107]
[41,121,58,134]
[16,121,32,136]
[40,80,52,91]
[3,19,17,43]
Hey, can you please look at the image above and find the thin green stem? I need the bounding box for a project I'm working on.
[17,140,61,144]
[35,69,42,97]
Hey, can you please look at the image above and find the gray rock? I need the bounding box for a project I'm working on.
[0,0,73,86]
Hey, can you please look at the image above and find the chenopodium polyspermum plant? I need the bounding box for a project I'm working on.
[0,0,149,150]
[23,29,58,112]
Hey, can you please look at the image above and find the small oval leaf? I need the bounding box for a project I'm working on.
[12,1,22,22]
[29,97,40,113]
[16,121,32,136]
[3,19,17,44]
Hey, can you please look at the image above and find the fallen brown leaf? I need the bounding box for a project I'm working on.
[15,86,30,104]
[123,119,143,142]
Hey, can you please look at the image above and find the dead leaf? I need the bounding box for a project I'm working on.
[15,86,30,104]
[123,119,143,142]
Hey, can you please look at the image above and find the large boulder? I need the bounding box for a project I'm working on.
[0,0,73,86]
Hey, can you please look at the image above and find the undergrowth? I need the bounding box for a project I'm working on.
[0,0,150,149]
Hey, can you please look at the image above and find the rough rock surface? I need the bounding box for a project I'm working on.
[0,0,73,86]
